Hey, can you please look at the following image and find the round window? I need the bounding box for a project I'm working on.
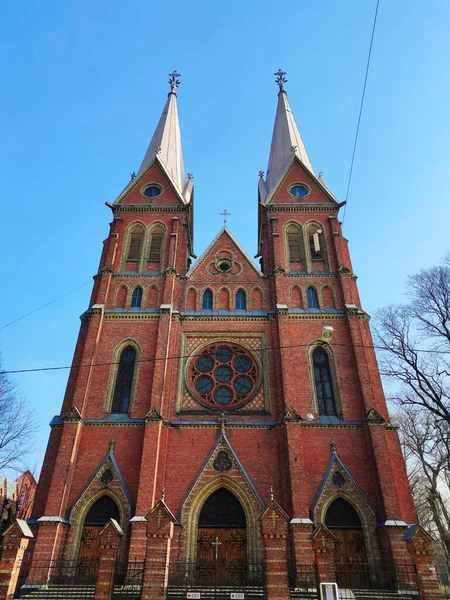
[188,343,259,410]
[289,184,309,198]
[142,185,162,198]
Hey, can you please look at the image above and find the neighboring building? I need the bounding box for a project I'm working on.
[0,471,37,533]
[23,73,440,598]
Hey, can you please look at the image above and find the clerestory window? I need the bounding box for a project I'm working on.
[111,345,136,414]
[313,347,337,416]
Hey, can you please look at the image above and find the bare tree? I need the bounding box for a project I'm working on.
[375,256,450,424]
[0,355,38,473]
[396,408,450,559]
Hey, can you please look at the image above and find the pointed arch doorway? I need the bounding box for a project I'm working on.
[77,495,120,576]
[196,488,247,585]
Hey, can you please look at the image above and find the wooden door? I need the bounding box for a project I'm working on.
[333,529,367,564]
[197,527,247,585]
[76,525,101,582]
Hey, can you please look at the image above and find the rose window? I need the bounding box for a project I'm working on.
[188,343,259,410]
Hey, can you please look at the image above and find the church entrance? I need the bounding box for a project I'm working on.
[325,498,368,588]
[196,488,247,585]
[77,495,120,581]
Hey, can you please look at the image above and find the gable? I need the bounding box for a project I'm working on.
[267,159,338,205]
[115,160,186,206]
[187,228,263,280]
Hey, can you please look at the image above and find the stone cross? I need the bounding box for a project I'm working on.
[217,412,228,433]
[270,485,274,502]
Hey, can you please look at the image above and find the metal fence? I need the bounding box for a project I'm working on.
[336,561,419,599]
[435,562,450,599]
[167,561,265,599]
[14,559,98,598]
[288,563,319,599]
[113,559,145,599]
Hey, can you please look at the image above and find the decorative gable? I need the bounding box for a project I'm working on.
[187,228,263,279]
[115,160,187,206]
[267,159,338,205]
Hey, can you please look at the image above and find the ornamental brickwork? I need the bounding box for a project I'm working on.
[6,78,442,600]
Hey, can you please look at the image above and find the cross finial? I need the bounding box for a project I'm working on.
[274,69,288,91]
[318,171,323,179]
[220,209,231,226]
[270,485,274,502]
[155,147,162,155]
[258,170,264,179]
[330,440,337,454]
[109,439,116,452]
[187,172,194,180]
[290,144,298,153]
[168,70,181,92]
[130,171,136,180]
[161,488,166,502]
[217,412,228,433]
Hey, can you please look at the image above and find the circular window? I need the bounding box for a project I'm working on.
[217,259,232,272]
[289,184,309,198]
[188,343,259,410]
[142,184,162,198]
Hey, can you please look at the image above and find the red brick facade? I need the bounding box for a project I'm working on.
[21,83,442,599]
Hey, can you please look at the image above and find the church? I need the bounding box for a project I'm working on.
[5,71,441,600]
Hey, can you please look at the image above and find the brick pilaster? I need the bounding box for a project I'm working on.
[260,500,290,600]
[310,525,335,584]
[94,519,123,600]
[141,501,176,600]
[406,526,443,600]
[0,521,33,600]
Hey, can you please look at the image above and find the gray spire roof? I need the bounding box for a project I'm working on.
[137,89,186,197]
[262,89,314,202]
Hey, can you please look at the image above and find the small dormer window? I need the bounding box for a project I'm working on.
[289,184,309,198]
[142,184,162,198]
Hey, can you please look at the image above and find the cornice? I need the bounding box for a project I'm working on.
[113,205,186,213]
[285,271,338,278]
[112,272,165,279]
[263,203,339,213]
[104,312,160,321]
[180,314,271,323]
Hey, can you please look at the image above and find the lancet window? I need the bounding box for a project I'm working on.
[148,225,164,265]
[286,224,303,268]
[202,289,213,310]
[307,287,319,309]
[313,347,337,416]
[306,223,327,271]
[111,345,136,413]
[235,290,247,311]
[130,287,143,308]
[127,225,144,262]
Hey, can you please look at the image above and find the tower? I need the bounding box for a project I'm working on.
[20,72,441,600]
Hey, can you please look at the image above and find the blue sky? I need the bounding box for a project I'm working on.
[1,0,449,474]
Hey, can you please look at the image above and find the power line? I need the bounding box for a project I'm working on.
[341,0,380,229]
[0,281,92,331]
[1,340,448,376]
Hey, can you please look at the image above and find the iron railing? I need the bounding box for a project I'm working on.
[113,559,145,599]
[335,561,419,599]
[288,563,319,599]
[14,559,98,598]
[167,561,264,598]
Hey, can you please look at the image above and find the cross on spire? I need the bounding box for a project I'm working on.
[168,70,181,92]
[274,69,288,91]
[220,209,231,226]
[217,412,228,433]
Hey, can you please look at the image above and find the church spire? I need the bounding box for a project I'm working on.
[260,70,314,203]
[137,71,186,197]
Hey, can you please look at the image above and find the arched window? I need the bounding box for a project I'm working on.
[111,345,136,413]
[313,347,336,416]
[130,287,143,308]
[287,225,303,265]
[148,225,164,264]
[306,224,327,271]
[127,225,144,261]
[85,495,120,526]
[325,498,367,568]
[202,289,213,310]
[307,287,319,308]
[236,290,246,311]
